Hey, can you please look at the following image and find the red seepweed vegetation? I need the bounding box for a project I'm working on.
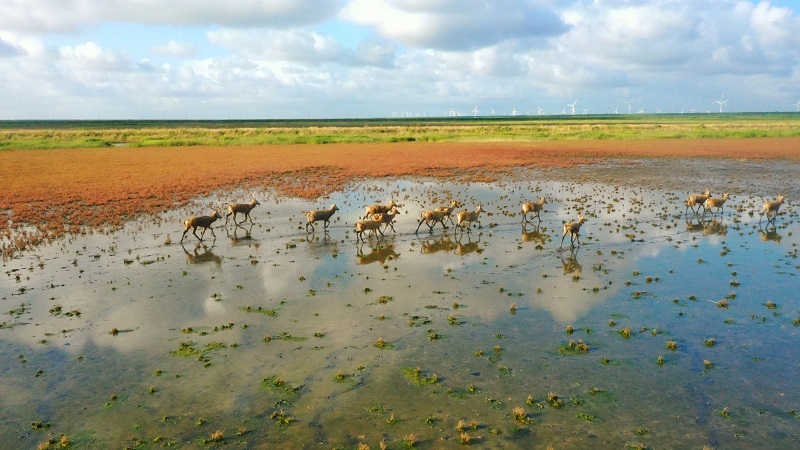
[2,138,800,257]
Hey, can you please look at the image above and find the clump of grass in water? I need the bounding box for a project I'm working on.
[260,376,302,398]
[547,393,564,408]
[374,337,393,349]
[512,406,531,423]
[402,367,439,385]
[558,340,590,355]
[241,305,277,316]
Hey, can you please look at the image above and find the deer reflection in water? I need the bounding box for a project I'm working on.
[685,216,727,237]
[182,242,222,268]
[304,229,339,257]
[226,223,257,246]
[455,232,482,256]
[759,224,782,244]
[419,233,457,255]
[356,240,400,266]
[521,223,548,248]
[561,247,582,278]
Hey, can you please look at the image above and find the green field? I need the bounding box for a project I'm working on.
[2,113,799,150]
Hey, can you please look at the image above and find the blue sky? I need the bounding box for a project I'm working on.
[1,0,799,119]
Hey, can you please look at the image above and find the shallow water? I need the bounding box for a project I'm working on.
[2,166,799,449]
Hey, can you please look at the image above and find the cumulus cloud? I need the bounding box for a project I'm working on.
[0,0,345,32]
[208,28,396,67]
[0,0,799,119]
[0,35,24,57]
[343,0,570,51]
[152,40,197,58]
[58,41,134,72]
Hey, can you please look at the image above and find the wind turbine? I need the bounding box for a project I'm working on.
[472,105,479,117]
[567,100,577,115]
[511,107,518,116]
[623,99,634,114]
[491,108,495,115]
[793,100,800,112]
[715,93,727,113]
[536,106,544,115]
[583,108,589,115]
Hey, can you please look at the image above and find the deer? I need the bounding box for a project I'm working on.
[305,204,339,232]
[685,189,711,214]
[435,200,460,226]
[521,197,548,223]
[354,219,384,242]
[560,216,586,248]
[759,195,785,224]
[181,209,223,242]
[703,193,729,216]
[362,200,398,219]
[416,209,448,233]
[370,207,400,233]
[225,194,260,225]
[456,205,485,230]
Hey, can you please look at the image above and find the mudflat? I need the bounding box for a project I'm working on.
[2,137,798,255]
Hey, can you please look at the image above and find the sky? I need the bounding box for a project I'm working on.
[1,0,799,120]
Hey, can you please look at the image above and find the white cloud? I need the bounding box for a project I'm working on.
[58,41,133,72]
[152,40,196,58]
[0,0,799,119]
[0,0,345,32]
[0,36,23,57]
[343,0,569,51]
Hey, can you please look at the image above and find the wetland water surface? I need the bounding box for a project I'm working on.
[1,163,799,449]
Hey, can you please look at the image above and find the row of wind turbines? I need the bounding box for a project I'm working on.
[394,93,800,118]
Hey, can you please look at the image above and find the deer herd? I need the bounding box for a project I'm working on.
[180,189,788,251]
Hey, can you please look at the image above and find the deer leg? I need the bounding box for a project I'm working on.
[415,218,424,233]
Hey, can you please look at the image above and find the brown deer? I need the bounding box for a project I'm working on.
[225,195,260,225]
[362,200,398,219]
[560,216,586,248]
[305,204,339,232]
[760,195,785,224]
[685,189,711,214]
[521,197,548,223]
[703,193,729,216]
[435,200,460,226]
[456,205,485,230]
[371,207,400,233]
[354,219,384,242]
[416,209,448,233]
[181,209,222,242]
